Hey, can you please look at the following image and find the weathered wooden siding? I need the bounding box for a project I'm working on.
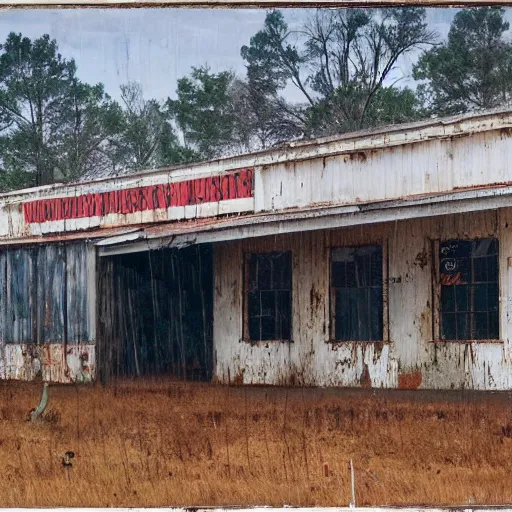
[0,242,95,383]
[255,132,512,214]
[213,209,512,390]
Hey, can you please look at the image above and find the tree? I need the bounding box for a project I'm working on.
[52,80,124,182]
[242,9,436,136]
[0,33,78,186]
[168,66,238,159]
[241,10,312,104]
[306,86,422,137]
[109,82,196,173]
[229,79,303,151]
[0,32,125,190]
[413,7,512,115]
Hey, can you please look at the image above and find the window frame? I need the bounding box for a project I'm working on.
[328,240,389,344]
[242,250,293,344]
[431,237,502,344]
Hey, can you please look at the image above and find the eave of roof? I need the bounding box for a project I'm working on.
[3,106,512,201]
[0,226,143,247]
[95,181,512,256]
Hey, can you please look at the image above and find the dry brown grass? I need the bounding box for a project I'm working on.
[1,379,512,507]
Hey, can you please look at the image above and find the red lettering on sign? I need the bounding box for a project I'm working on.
[194,178,205,204]
[23,168,254,224]
[441,272,467,286]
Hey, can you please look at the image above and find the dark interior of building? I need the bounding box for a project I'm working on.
[96,245,213,382]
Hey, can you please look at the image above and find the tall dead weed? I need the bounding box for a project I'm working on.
[0,379,511,507]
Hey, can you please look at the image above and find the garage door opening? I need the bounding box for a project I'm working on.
[96,245,213,383]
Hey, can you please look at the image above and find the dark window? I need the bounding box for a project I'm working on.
[246,251,292,341]
[331,245,383,341]
[439,238,499,340]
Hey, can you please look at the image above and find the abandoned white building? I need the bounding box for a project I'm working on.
[2,108,512,390]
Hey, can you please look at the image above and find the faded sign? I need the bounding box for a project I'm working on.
[23,168,253,224]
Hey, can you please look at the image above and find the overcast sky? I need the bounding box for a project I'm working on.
[0,8,493,104]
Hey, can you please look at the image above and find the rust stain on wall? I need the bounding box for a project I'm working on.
[310,286,323,319]
[419,309,430,340]
[233,368,245,385]
[360,363,372,388]
[398,371,423,390]
[344,152,367,163]
[414,249,428,269]
[500,127,512,138]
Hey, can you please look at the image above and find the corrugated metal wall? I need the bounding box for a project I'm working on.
[0,242,95,382]
[213,208,512,390]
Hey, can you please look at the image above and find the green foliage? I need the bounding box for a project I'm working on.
[414,7,512,115]
[241,8,436,138]
[53,81,124,182]
[0,34,198,191]
[0,33,78,186]
[306,86,422,137]
[168,66,237,160]
[241,11,311,102]
[108,82,196,173]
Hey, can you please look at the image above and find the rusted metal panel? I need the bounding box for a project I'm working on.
[213,209,512,390]
[41,344,95,383]
[36,244,66,344]
[1,243,93,345]
[0,344,95,383]
[66,243,90,343]
[5,248,35,343]
[0,241,95,383]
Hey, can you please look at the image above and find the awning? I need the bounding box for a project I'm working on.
[95,183,512,257]
[0,226,143,247]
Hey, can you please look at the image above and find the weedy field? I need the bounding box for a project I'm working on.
[0,379,512,507]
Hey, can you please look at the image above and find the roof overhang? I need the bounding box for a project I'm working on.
[96,184,512,257]
[3,108,512,204]
[0,226,142,248]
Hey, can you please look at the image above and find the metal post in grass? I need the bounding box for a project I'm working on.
[349,459,356,508]
[29,381,49,421]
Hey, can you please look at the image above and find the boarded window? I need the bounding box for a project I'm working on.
[439,238,499,341]
[246,251,292,341]
[331,245,383,341]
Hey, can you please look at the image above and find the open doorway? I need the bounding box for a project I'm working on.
[96,245,213,383]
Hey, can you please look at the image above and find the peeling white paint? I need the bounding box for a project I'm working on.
[0,343,95,383]
[213,210,512,390]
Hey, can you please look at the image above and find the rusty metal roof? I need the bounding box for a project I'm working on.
[0,226,143,247]
[96,182,512,256]
[6,181,512,250]
[3,107,512,201]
